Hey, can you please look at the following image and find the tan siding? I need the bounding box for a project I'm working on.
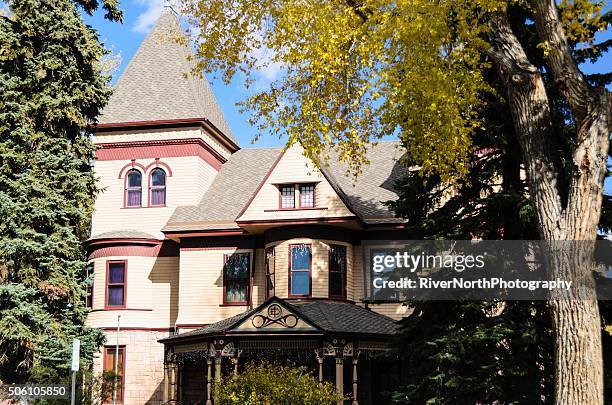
[91,154,216,239]
[238,145,353,222]
[175,248,254,325]
[87,255,178,329]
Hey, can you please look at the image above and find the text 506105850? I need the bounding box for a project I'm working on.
[0,384,69,399]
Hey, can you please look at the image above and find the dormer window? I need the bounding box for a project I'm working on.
[125,170,142,207]
[149,168,166,206]
[278,183,316,209]
[280,185,295,209]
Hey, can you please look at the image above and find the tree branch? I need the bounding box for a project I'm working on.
[487,10,564,237]
[532,0,593,123]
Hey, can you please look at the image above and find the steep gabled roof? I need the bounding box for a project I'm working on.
[98,8,236,144]
[163,141,407,233]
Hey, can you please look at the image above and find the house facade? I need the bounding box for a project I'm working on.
[85,9,410,405]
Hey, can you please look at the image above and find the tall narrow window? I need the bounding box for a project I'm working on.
[149,168,166,206]
[85,262,94,308]
[280,185,295,208]
[265,247,275,298]
[299,184,315,208]
[106,261,126,308]
[329,245,347,298]
[125,170,142,207]
[103,346,125,404]
[289,244,311,297]
[224,253,250,304]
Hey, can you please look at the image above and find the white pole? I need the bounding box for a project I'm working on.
[113,315,120,405]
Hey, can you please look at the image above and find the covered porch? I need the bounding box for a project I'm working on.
[158,297,401,404]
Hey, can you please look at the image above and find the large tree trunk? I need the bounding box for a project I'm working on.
[487,2,611,403]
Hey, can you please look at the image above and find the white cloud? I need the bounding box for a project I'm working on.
[133,0,165,33]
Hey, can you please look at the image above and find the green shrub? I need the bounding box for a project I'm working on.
[214,362,342,405]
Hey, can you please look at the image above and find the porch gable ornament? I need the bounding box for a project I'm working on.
[251,303,299,329]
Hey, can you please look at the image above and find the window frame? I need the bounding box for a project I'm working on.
[103,345,126,404]
[105,260,127,309]
[222,252,251,306]
[85,262,94,308]
[124,169,143,208]
[279,184,296,209]
[328,244,347,299]
[299,184,316,208]
[148,168,167,207]
[265,246,276,299]
[288,244,312,298]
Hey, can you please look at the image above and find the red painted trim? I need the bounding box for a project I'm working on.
[103,345,126,404]
[144,159,174,176]
[147,167,167,207]
[94,117,240,152]
[123,169,143,208]
[237,216,357,227]
[180,246,240,251]
[101,327,171,332]
[90,308,153,312]
[105,260,127,309]
[263,207,328,212]
[279,184,296,209]
[96,138,227,171]
[235,149,286,219]
[288,244,312,298]
[117,161,146,179]
[163,229,246,238]
[222,253,251,305]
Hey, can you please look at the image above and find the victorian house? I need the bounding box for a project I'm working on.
[86,9,410,404]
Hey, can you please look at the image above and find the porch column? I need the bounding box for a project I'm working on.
[169,362,177,402]
[163,362,169,403]
[351,351,361,405]
[315,350,324,386]
[206,358,213,405]
[335,356,344,405]
[214,355,222,403]
[178,363,183,402]
[231,356,239,379]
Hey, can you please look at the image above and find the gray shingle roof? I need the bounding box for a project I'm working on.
[164,147,282,232]
[99,9,236,144]
[160,298,397,343]
[88,230,159,241]
[321,141,408,222]
[163,141,407,232]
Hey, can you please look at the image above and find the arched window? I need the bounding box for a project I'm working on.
[125,169,142,207]
[149,168,166,206]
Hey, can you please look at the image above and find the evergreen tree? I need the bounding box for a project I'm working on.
[0,0,121,383]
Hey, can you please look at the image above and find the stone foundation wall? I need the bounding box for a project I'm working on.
[93,329,170,405]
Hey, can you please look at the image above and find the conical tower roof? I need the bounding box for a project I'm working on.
[99,8,236,144]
